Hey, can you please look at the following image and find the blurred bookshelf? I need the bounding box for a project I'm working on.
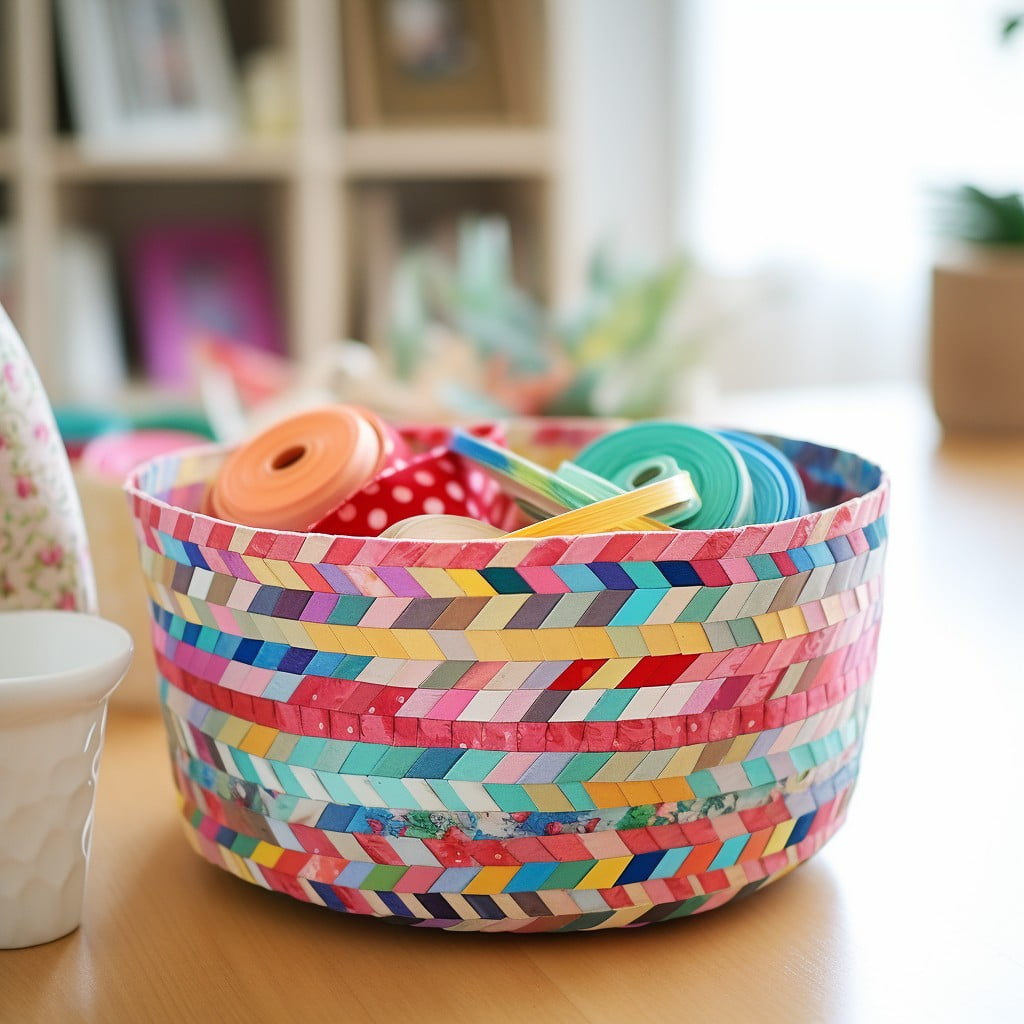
[49,139,297,181]
[343,127,554,178]
[0,0,559,404]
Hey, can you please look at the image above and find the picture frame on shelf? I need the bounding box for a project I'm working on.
[130,224,284,393]
[55,0,239,153]
[53,229,128,405]
[342,0,544,127]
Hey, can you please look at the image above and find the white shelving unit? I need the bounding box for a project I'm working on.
[0,0,563,400]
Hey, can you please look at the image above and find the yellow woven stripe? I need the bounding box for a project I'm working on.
[330,624,365,650]
[752,611,787,643]
[652,775,696,803]
[217,715,250,748]
[661,744,704,779]
[723,732,759,764]
[638,623,680,656]
[670,622,713,653]
[522,784,576,813]
[582,782,628,809]
[570,627,618,661]
[263,560,308,590]
[406,568,466,597]
[763,819,797,855]
[396,630,446,661]
[222,848,257,884]
[462,630,507,662]
[580,658,640,690]
[777,606,809,638]
[576,856,633,891]
[149,589,871,661]
[238,724,278,757]
[249,841,283,868]
[173,592,201,624]
[469,594,530,630]
[360,627,409,660]
[241,556,281,586]
[447,569,497,597]
[277,617,317,649]
[304,621,340,651]
[618,780,663,806]
[535,628,581,661]
[462,866,521,895]
[500,630,545,661]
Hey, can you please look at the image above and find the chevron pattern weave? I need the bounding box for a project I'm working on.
[127,422,888,932]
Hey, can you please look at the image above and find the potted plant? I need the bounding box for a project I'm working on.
[930,16,1024,433]
[387,216,713,421]
[931,185,1024,433]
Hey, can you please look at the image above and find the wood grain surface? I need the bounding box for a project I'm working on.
[2,384,1022,1023]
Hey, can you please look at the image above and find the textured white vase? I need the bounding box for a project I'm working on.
[0,610,132,948]
[0,303,96,612]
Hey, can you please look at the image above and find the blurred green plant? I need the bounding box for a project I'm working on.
[937,184,1024,245]
[550,248,696,418]
[388,215,707,419]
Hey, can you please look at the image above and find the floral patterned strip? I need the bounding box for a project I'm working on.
[0,306,95,612]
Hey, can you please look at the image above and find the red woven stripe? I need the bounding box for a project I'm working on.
[157,644,873,752]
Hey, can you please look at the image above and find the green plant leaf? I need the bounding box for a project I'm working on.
[936,184,1024,245]
[571,258,688,367]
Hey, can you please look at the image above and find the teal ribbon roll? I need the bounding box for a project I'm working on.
[574,422,753,529]
[718,430,807,524]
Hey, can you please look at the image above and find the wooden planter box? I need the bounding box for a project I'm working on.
[930,245,1024,433]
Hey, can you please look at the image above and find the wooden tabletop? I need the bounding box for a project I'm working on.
[2,384,1022,1023]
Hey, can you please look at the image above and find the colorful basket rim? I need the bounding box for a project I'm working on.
[124,430,889,565]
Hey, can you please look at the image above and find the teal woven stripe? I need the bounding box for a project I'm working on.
[181,749,799,833]
[676,587,727,621]
[746,554,783,580]
[707,833,750,870]
[166,716,863,814]
[609,588,668,626]
[165,678,865,791]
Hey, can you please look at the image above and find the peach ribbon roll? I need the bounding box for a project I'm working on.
[208,405,406,531]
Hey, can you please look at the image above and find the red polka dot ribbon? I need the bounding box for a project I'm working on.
[311,423,518,537]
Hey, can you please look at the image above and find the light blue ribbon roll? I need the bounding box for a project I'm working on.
[717,429,807,523]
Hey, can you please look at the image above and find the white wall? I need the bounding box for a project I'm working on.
[669,0,1024,392]
[550,0,676,307]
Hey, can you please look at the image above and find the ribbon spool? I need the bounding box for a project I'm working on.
[379,514,506,540]
[208,405,407,531]
[450,428,694,531]
[718,429,807,523]
[505,473,697,538]
[574,422,753,529]
[313,423,517,537]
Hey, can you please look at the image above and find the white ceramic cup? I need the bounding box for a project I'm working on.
[0,610,132,948]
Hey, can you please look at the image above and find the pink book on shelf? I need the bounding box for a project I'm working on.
[130,224,284,392]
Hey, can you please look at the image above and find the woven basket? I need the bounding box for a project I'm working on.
[127,420,888,933]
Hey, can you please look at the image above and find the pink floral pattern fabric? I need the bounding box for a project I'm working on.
[0,305,95,612]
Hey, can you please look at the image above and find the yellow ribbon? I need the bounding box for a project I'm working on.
[505,472,696,538]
